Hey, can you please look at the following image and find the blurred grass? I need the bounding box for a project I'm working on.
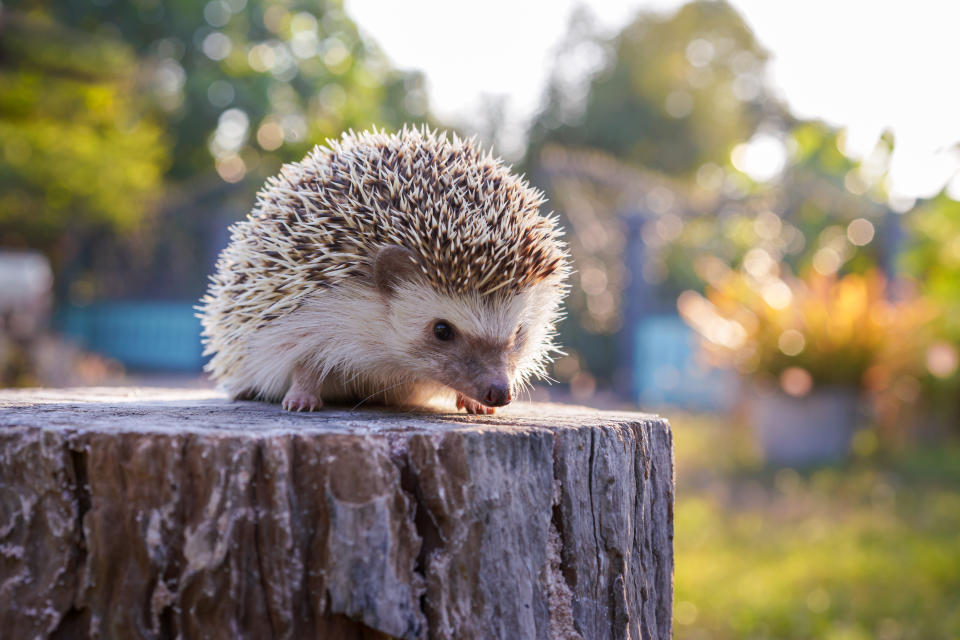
[671,413,960,639]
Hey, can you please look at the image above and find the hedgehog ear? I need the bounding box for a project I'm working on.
[374,245,421,296]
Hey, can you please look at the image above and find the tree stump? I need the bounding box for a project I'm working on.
[0,388,673,640]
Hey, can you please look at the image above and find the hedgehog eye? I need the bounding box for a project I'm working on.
[433,321,455,341]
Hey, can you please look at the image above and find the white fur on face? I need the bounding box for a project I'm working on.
[386,278,563,386]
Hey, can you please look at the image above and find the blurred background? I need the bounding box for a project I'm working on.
[1,0,958,636]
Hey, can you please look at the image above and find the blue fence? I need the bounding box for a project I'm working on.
[633,314,737,411]
[58,302,205,371]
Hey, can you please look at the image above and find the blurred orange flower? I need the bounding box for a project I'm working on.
[678,267,937,395]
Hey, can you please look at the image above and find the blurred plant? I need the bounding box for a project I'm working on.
[44,0,428,185]
[678,267,935,400]
[528,0,776,177]
[538,121,895,386]
[0,11,168,253]
[528,2,911,391]
[654,122,895,295]
[529,0,778,384]
[900,192,960,421]
[901,192,960,341]
[525,1,779,382]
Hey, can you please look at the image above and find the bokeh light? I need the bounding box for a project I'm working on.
[780,366,813,397]
[777,329,805,356]
[846,217,876,246]
[731,133,787,182]
[926,342,959,378]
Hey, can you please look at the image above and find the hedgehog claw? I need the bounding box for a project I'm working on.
[456,393,495,415]
[282,390,322,412]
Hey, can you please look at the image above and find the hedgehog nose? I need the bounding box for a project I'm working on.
[483,383,512,407]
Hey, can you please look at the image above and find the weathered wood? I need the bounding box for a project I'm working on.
[0,388,674,640]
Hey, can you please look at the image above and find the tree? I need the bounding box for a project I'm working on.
[527,0,775,177]
[45,0,428,184]
[0,11,168,255]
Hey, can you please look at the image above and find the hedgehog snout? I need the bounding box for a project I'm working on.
[482,381,512,407]
[446,362,513,408]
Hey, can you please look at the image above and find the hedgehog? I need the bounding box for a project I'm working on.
[198,126,569,414]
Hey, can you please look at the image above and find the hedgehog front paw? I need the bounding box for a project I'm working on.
[456,393,495,415]
[282,389,322,412]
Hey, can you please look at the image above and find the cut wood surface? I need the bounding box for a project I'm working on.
[0,388,674,640]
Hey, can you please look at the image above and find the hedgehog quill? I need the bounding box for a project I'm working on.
[199,127,570,414]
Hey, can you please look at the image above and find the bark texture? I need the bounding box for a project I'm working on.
[0,388,673,640]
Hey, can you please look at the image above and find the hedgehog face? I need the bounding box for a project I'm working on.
[382,277,562,407]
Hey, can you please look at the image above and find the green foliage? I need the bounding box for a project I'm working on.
[529,0,773,176]
[43,0,428,182]
[655,121,892,298]
[0,12,168,249]
[899,193,960,402]
[672,415,960,639]
[902,194,960,335]
[531,2,907,393]
[529,1,777,382]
